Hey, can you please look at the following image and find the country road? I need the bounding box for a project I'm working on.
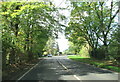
[17,56,119,81]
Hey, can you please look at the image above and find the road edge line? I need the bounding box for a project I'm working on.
[17,59,43,81]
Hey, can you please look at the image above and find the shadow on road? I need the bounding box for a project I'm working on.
[18,56,118,80]
[59,58,114,76]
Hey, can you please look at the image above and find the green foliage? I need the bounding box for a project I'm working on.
[1,2,64,69]
[68,55,120,72]
[65,2,119,60]
[43,37,59,55]
[79,44,90,58]
[102,66,120,72]
[108,27,120,62]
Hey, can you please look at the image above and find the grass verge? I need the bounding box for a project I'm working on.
[68,55,120,72]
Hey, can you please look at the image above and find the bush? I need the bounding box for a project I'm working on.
[90,47,106,60]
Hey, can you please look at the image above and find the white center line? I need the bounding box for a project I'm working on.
[73,75,81,80]
[57,59,82,81]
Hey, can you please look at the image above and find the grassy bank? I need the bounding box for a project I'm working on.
[68,55,120,72]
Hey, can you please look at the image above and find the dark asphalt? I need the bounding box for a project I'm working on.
[18,56,118,81]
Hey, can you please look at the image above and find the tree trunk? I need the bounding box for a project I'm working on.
[103,35,108,59]
[2,50,7,70]
[9,48,16,64]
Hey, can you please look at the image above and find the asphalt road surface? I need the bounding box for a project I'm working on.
[18,56,119,81]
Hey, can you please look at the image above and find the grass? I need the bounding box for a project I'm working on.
[68,55,120,72]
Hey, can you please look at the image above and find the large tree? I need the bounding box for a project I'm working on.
[65,1,119,59]
[1,2,65,69]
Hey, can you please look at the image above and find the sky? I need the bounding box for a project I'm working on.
[52,0,70,52]
[52,0,119,52]
[56,33,69,52]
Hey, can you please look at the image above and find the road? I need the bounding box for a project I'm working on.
[18,56,119,81]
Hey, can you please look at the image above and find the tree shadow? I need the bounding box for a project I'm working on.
[14,58,117,81]
[59,58,114,76]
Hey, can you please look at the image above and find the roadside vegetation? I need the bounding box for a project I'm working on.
[0,2,64,80]
[68,55,120,72]
[64,1,120,72]
[1,1,120,80]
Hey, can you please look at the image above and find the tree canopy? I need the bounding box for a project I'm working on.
[0,2,65,68]
[65,1,119,60]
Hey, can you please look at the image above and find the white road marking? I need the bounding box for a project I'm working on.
[57,59,68,70]
[17,60,42,81]
[73,75,81,80]
[17,58,82,81]
[57,59,82,81]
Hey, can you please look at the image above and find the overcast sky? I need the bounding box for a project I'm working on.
[52,0,70,52]
[52,0,119,52]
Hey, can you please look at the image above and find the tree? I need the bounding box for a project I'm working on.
[65,1,119,59]
[108,27,120,62]
[1,2,65,69]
